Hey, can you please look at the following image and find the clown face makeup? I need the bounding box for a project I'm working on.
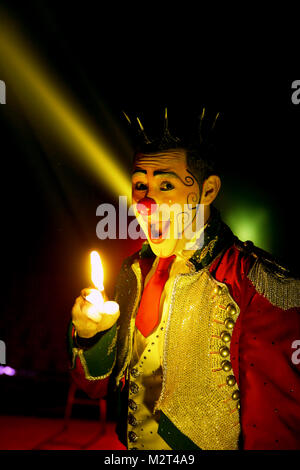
[131,149,204,258]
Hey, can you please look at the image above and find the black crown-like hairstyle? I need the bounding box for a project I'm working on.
[122,107,222,186]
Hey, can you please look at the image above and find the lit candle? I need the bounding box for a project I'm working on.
[85,251,119,320]
[90,251,104,291]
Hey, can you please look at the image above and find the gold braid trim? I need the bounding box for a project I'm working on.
[191,236,219,265]
[72,348,116,381]
[107,330,118,356]
[248,258,300,310]
[115,260,143,387]
[200,236,219,261]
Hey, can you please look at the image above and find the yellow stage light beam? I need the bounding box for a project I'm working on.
[0,12,131,201]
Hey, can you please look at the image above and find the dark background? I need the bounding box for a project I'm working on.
[0,1,299,419]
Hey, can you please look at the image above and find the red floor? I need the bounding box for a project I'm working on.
[0,415,127,450]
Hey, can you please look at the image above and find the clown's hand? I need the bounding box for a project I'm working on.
[71,288,120,338]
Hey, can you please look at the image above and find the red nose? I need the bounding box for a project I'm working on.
[136,197,157,216]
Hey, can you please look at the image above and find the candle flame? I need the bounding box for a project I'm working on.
[90,251,104,291]
[85,250,119,319]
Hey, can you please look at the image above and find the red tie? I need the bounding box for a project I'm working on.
[135,256,175,337]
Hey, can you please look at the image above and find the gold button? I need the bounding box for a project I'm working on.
[213,285,222,296]
[130,382,139,394]
[224,318,235,330]
[221,331,231,343]
[226,375,236,387]
[226,304,237,316]
[219,346,230,358]
[232,390,240,401]
[237,401,241,410]
[131,368,140,378]
[128,413,138,427]
[128,399,138,411]
[128,431,138,442]
[221,360,232,372]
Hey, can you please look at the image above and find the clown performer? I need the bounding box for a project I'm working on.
[68,109,300,450]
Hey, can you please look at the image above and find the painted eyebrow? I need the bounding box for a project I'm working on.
[132,168,147,175]
[153,170,179,178]
[132,168,179,178]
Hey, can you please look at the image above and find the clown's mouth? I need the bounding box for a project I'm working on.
[148,220,171,243]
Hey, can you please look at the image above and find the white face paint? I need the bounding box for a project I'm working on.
[131,149,203,257]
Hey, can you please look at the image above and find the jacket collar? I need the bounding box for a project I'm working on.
[189,206,234,271]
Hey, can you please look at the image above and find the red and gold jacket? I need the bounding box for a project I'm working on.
[67,208,300,450]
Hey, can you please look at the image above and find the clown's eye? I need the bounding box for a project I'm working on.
[135,182,148,191]
[160,181,175,191]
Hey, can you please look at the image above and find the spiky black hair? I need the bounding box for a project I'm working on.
[123,107,222,187]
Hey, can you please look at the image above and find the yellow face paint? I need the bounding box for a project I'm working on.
[132,150,202,257]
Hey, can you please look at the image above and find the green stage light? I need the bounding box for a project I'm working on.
[224,205,272,252]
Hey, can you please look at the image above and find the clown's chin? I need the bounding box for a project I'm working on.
[148,239,178,258]
[147,223,181,258]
